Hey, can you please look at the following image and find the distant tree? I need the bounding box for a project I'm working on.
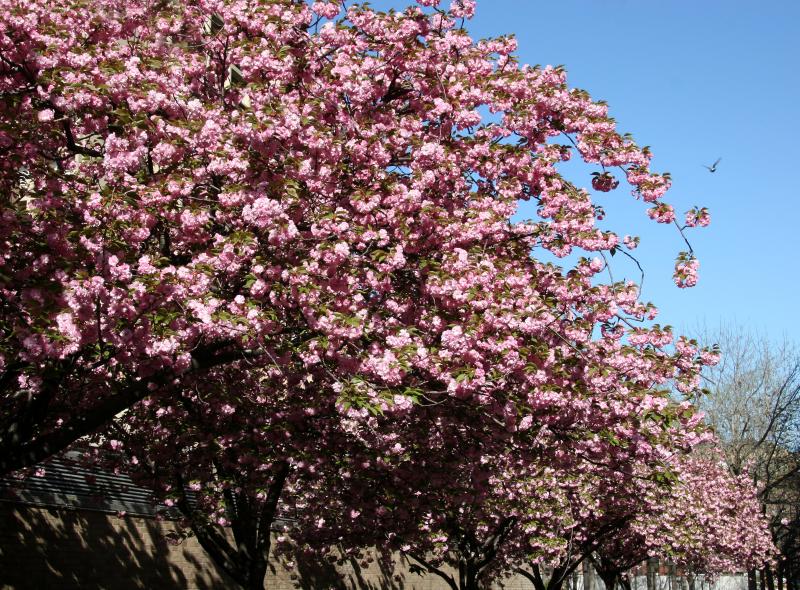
[280,391,708,590]
[591,450,776,590]
[697,327,800,590]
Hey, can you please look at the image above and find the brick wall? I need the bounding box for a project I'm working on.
[0,504,532,590]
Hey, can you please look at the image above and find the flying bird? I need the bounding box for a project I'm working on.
[703,158,721,173]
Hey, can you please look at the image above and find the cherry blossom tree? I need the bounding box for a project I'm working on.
[591,450,776,590]
[88,362,335,590]
[279,391,713,590]
[1,0,709,474]
[0,1,734,588]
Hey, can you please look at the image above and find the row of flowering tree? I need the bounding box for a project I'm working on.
[0,0,772,588]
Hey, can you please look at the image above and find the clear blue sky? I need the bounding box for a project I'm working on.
[364,0,800,342]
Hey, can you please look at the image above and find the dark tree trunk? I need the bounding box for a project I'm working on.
[777,562,785,590]
[407,552,458,590]
[767,567,777,590]
[517,566,547,590]
[750,569,759,590]
[446,516,517,590]
[590,555,621,590]
[550,573,566,590]
[176,460,290,590]
[597,570,618,590]
[518,565,571,590]
[460,559,479,590]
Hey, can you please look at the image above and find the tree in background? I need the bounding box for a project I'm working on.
[275,374,763,590]
[696,327,800,590]
[591,450,775,590]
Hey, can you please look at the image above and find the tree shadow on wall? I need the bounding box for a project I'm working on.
[285,548,409,590]
[0,504,233,590]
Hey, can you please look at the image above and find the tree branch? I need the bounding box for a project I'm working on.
[406,552,458,590]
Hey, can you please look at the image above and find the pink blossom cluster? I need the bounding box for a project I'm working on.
[674,254,701,289]
[685,207,711,228]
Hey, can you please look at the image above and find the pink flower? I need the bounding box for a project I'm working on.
[684,207,711,228]
[673,255,700,288]
[449,0,475,18]
[591,172,619,192]
[311,2,340,18]
[647,203,676,224]
[623,235,639,250]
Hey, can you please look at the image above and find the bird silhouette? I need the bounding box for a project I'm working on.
[703,157,721,173]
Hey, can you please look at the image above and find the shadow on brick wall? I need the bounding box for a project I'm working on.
[1,504,530,589]
[0,504,230,590]
[0,505,405,590]
[285,553,409,590]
